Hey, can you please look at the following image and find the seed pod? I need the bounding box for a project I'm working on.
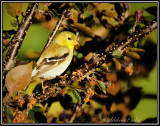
[113,58,121,71]
[126,51,141,60]
[129,48,145,52]
[3,37,10,45]
[100,63,109,72]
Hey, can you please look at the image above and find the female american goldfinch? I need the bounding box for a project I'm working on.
[32,31,79,80]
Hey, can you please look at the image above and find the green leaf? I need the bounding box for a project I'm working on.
[75,88,84,92]
[73,50,78,55]
[92,73,97,78]
[50,9,60,19]
[10,19,18,27]
[29,106,47,123]
[72,89,81,102]
[77,52,83,59]
[84,11,92,18]
[97,80,106,94]
[74,50,83,59]
[134,41,139,47]
[145,15,156,22]
[29,109,38,123]
[29,107,42,122]
[112,20,119,25]
[4,105,13,123]
[112,50,123,58]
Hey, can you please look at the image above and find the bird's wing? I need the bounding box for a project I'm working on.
[33,42,70,78]
[37,42,70,65]
[36,52,69,70]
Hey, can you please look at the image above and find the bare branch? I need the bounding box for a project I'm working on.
[3,3,39,71]
[69,103,84,123]
[44,11,66,49]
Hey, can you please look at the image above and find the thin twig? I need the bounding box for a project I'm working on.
[44,11,66,49]
[69,103,85,123]
[3,3,39,72]
[16,16,20,27]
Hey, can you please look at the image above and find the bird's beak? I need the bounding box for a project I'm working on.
[73,40,80,46]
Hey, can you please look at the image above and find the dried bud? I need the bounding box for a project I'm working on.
[113,58,122,71]
[134,8,143,23]
[64,10,72,18]
[44,3,52,7]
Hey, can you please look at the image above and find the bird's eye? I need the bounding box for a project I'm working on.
[68,37,71,40]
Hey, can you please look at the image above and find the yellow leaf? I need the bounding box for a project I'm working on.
[97,3,118,18]
[26,78,41,95]
[5,62,33,96]
[96,3,118,26]
[47,101,64,118]
[74,23,95,38]
[4,3,23,17]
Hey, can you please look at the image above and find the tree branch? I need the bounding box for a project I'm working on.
[3,3,39,71]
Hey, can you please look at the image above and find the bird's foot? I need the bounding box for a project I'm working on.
[41,80,47,94]
[57,74,68,79]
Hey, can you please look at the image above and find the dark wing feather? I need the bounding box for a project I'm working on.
[36,52,69,70]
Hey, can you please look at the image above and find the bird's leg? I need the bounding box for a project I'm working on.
[58,74,69,85]
[57,74,68,79]
[41,80,48,94]
[38,77,48,94]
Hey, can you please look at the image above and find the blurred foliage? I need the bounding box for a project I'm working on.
[2,2,157,123]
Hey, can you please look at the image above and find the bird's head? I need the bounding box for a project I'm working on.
[56,31,79,50]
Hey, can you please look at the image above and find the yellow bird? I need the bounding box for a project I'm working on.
[32,31,79,80]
